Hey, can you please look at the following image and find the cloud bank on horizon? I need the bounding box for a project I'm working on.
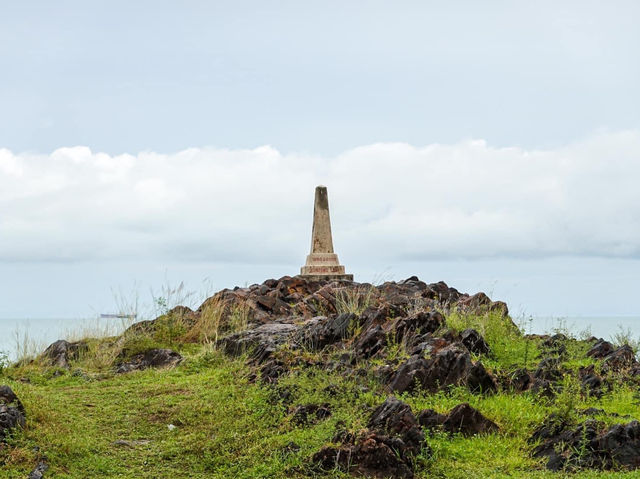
[1,130,639,265]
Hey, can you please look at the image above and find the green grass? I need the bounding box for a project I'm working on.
[2,310,640,478]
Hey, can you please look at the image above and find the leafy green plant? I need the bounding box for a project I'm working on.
[0,350,9,375]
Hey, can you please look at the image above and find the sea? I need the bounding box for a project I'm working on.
[0,315,638,361]
[0,317,131,361]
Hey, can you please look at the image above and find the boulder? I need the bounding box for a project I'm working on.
[587,339,614,359]
[41,340,88,369]
[466,361,498,394]
[442,403,498,436]
[508,368,532,392]
[297,313,355,350]
[417,409,447,430]
[388,356,430,393]
[531,415,640,470]
[602,345,637,372]
[389,343,475,393]
[115,349,182,374]
[354,325,387,359]
[0,385,26,442]
[460,328,491,355]
[392,312,444,343]
[313,397,427,478]
[218,321,298,356]
[420,343,472,391]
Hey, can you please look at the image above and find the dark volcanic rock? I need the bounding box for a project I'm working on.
[297,313,355,350]
[393,312,444,343]
[0,385,26,442]
[313,397,427,478]
[587,339,615,359]
[579,365,603,397]
[313,433,415,479]
[531,415,640,470]
[466,361,498,394]
[602,345,637,372]
[389,343,488,394]
[115,349,182,373]
[367,396,425,455]
[41,339,88,369]
[534,357,562,382]
[420,343,472,391]
[219,321,298,356]
[0,385,24,414]
[508,368,532,392]
[354,325,387,359]
[460,328,491,355]
[442,403,498,436]
[417,409,447,430]
[388,356,430,393]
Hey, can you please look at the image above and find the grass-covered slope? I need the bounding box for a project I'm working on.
[1,276,639,478]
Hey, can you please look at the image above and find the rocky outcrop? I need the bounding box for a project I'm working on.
[460,328,491,355]
[418,403,498,436]
[115,349,182,374]
[219,321,298,356]
[441,403,498,435]
[0,386,25,442]
[41,340,88,369]
[531,414,640,470]
[312,397,427,478]
[389,344,497,394]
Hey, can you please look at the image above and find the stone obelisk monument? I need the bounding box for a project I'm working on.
[300,186,353,280]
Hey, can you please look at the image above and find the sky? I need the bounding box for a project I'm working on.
[0,1,639,320]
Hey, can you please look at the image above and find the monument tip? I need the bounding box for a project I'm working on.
[300,186,353,281]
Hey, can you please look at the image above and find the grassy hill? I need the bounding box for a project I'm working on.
[1,277,639,478]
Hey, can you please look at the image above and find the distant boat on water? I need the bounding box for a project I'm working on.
[99,313,137,319]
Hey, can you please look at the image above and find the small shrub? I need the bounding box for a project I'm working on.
[183,299,224,344]
[610,325,640,354]
[0,350,9,375]
[335,285,376,316]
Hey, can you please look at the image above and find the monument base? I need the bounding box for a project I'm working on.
[298,274,354,282]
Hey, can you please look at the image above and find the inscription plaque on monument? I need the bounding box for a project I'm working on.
[300,186,353,281]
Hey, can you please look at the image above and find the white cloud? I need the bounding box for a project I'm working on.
[1,130,639,264]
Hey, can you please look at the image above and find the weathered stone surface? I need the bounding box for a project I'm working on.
[460,328,491,355]
[587,339,615,359]
[442,403,498,436]
[420,343,472,391]
[297,313,355,350]
[219,321,298,356]
[354,325,387,359]
[531,415,640,470]
[466,361,498,394]
[389,343,493,394]
[602,345,637,372]
[392,312,444,344]
[41,339,88,369]
[417,409,447,430]
[312,397,426,478]
[115,349,182,374]
[388,356,430,393]
[0,386,25,442]
[28,460,48,479]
